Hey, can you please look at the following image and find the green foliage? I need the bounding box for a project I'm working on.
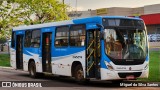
[15,0,69,24]
[0,37,7,44]
[0,0,69,39]
[0,0,22,39]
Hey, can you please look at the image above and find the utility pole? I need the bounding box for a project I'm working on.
[62,0,65,19]
[75,0,77,18]
[62,0,64,11]
[76,0,77,12]
[62,0,64,4]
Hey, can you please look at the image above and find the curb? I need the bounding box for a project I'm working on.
[0,66,14,70]
[149,47,160,48]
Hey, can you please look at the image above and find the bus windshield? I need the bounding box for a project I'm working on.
[104,28,147,59]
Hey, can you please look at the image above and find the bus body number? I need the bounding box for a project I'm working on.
[73,56,82,59]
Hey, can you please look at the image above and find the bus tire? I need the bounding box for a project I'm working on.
[74,65,84,82]
[29,61,37,78]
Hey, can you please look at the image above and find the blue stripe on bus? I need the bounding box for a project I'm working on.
[23,48,39,56]
[23,47,85,57]
[52,47,85,57]
[100,40,111,69]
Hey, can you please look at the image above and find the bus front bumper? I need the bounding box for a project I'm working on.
[100,68,149,80]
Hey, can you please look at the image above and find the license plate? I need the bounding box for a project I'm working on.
[126,75,135,80]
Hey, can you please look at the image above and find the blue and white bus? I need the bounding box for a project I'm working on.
[10,16,149,82]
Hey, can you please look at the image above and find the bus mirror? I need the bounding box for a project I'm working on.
[96,24,104,29]
[96,24,104,40]
[100,31,104,40]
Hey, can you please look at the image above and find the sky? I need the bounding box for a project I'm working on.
[63,0,160,11]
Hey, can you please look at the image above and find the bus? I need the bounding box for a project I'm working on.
[10,16,149,82]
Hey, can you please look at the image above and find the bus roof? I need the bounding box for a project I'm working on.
[13,16,142,31]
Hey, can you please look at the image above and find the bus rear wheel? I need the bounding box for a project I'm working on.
[29,61,37,78]
[74,65,84,82]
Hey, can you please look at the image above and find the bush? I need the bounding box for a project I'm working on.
[0,37,7,44]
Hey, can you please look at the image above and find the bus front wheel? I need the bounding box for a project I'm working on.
[29,61,37,78]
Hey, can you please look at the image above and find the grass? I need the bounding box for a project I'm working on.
[148,51,160,82]
[0,54,10,67]
[138,51,160,82]
[0,51,159,82]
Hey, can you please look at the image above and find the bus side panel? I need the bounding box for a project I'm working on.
[23,48,42,72]
[10,31,25,69]
[10,48,16,69]
[23,49,30,71]
[10,31,16,69]
[52,48,86,76]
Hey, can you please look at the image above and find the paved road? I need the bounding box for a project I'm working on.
[0,67,159,90]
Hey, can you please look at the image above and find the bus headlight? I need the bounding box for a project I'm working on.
[104,61,114,70]
[144,64,148,70]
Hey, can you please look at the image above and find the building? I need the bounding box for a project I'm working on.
[67,10,91,19]
[141,4,160,35]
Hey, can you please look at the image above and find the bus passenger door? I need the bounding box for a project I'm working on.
[86,29,101,79]
[16,35,24,69]
[42,32,52,73]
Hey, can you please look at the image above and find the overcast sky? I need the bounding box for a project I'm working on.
[63,0,160,11]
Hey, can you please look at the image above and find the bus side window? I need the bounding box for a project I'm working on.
[70,24,86,47]
[24,30,31,47]
[31,30,41,48]
[55,26,69,47]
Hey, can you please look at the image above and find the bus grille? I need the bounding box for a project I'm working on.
[118,72,142,78]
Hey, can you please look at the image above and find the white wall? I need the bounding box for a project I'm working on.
[144,4,160,14]
[67,11,91,19]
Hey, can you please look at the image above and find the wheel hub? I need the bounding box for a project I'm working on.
[77,70,83,80]
[30,67,34,76]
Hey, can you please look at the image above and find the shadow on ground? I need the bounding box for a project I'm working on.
[16,73,134,88]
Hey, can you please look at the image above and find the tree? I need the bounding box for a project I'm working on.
[0,0,69,40]
[15,0,69,24]
[0,0,15,39]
